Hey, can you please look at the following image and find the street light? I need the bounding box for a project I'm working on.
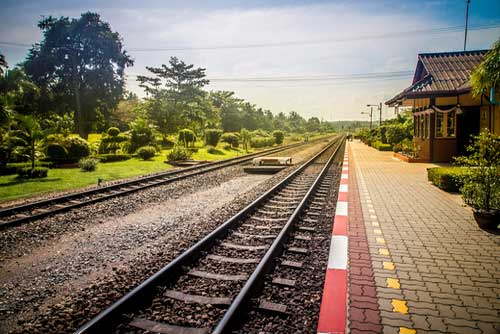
[367,103,383,127]
[361,106,373,130]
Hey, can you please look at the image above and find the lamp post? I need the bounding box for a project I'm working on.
[367,103,383,127]
[361,106,373,130]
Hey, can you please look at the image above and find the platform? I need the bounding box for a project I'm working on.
[318,141,500,334]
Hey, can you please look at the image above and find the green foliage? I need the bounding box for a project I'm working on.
[205,129,223,146]
[96,153,131,162]
[386,124,411,146]
[455,130,500,211]
[206,145,218,154]
[427,167,467,192]
[178,129,196,148]
[272,130,284,145]
[107,127,120,137]
[471,39,500,98]
[167,146,192,161]
[64,136,90,161]
[23,12,134,137]
[9,114,48,169]
[17,167,48,178]
[221,133,239,148]
[46,143,68,162]
[250,136,275,148]
[371,141,392,151]
[136,146,156,160]
[129,118,156,153]
[240,128,252,152]
[79,157,98,172]
[98,132,128,154]
[222,144,232,150]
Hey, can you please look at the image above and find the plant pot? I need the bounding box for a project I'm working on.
[473,210,500,231]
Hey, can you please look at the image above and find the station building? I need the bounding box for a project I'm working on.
[386,50,500,162]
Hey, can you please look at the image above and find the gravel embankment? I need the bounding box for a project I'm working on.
[0,139,331,334]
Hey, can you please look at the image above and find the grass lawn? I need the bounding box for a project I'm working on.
[0,145,247,203]
[0,133,333,203]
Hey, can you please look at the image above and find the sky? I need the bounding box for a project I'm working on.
[1,0,499,121]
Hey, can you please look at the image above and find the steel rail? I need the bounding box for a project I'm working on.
[73,135,343,334]
[0,139,327,230]
[213,136,344,333]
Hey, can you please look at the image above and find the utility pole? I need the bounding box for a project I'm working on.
[379,102,382,127]
[464,0,471,51]
[362,106,373,130]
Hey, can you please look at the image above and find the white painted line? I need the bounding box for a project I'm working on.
[339,184,348,193]
[335,201,348,216]
[328,235,348,269]
[341,174,348,179]
[342,167,348,171]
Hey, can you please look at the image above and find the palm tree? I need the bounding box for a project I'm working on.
[10,114,47,169]
[471,40,500,98]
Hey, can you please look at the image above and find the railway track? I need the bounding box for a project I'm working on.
[0,140,322,230]
[73,135,345,334]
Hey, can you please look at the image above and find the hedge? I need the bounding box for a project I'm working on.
[96,154,132,163]
[427,167,467,192]
[371,141,392,151]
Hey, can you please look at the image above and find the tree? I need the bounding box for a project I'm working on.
[10,114,48,169]
[306,117,321,132]
[471,40,500,98]
[24,12,134,138]
[137,57,209,135]
[0,52,7,76]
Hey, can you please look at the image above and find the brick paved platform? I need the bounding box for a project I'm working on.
[347,141,500,334]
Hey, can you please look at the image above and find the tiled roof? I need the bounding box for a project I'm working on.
[386,50,488,105]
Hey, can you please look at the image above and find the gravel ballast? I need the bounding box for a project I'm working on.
[0,139,333,334]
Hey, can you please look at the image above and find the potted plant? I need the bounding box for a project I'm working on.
[455,130,500,231]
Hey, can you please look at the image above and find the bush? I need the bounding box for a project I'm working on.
[371,141,392,151]
[427,167,467,192]
[161,136,175,149]
[46,143,68,162]
[107,127,121,137]
[64,136,91,161]
[223,144,232,150]
[167,146,192,161]
[206,145,218,154]
[99,133,129,154]
[137,146,156,160]
[205,129,223,147]
[250,136,275,148]
[17,167,48,178]
[96,154,131,163]
[187,147,198,153]
[129,118,157,153]
[386,124,412,146]
[272,130,285,145]
[79,158,98,172]
[178,129,196,148]
[221,133,239,148]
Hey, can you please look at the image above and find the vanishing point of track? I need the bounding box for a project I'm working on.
[74,135,345,334]
[0,141,315,230]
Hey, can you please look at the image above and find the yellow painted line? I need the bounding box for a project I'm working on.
[371,222,379,226]
[376,237,385,244]
[392,299,409,314]
[400,327,416,334]
[383,261,395,270]
[379,248,390,256]
[386,278,401,289]
[374,229,382,235]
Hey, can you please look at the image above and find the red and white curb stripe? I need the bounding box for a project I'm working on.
[317,145,349,334]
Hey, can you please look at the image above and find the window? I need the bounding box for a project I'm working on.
[435,111,456,138]
[436,112,444,137]
[447,111,455,137]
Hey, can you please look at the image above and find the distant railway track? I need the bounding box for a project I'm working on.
[73,135,345,334]
[0,139,334,230]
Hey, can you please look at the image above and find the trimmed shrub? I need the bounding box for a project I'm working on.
[250,136,275,148]
[221,133,239,148]
[64,136,91,161]
[107,127,121,137]
[17,167,48,178]
[178,129,196,148]
[205,129,223,146]
[137,146,156,160]
[371,141,392,151]
[427,167,467,192]
[97,154,131,163]
[272,130,285,145]
[129,118,157,153]
[206,145,217,154]
[98,134,128,154]
[187,147,199,153]
[46,143,68,162]
[79,158,98,172]
[161,136,175,149]
[223,144,232,150]
[167,146,192,161]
